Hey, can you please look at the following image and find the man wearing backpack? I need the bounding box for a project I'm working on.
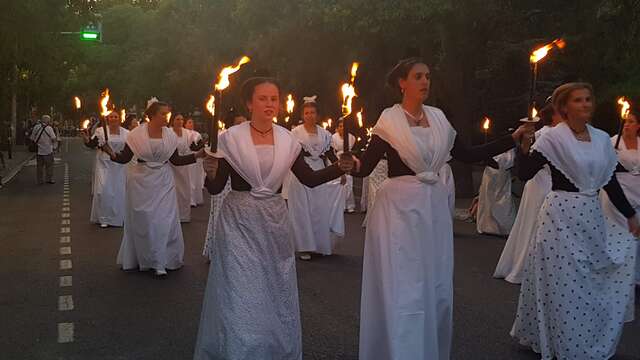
[30,115,57,184]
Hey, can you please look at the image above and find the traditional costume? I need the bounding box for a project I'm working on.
[332,131,357,212]
[476,149,516,235]
[511,123,637,359]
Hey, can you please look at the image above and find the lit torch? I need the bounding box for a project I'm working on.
[99,89,111,142]
[614,97,631,149]
[285,94,295,129]
[208,56,251,152]
[121,109,126,124]
[341,62,359,154]
[528,39,565,119]
[73,96,82,131]
[482,117,491,144]
[81,119,90,130]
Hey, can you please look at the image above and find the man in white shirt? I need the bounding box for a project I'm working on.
[30,115,57,184]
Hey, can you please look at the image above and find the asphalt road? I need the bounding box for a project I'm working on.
[1,138,638,360]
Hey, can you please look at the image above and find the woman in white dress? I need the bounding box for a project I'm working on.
[169,113,194,223]
[601,110,640,287]
[494,103,562,283]
[476,149,516,235]
[81,110,129,228]
[352,57,532,360]
[332,120,357,213]
[103,101,205,276]
[193,78,353,360]
[511,83,640,359]
[184,116,205,207]
[288,96,346,260]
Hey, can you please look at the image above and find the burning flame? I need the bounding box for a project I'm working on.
[350,62,360,82]
[99,89,111,117]
[81,119,90,130]
[285,116,290,123]
[215,56,251,91]
[205,94,216,116]
[322,122,328,129]
[272,117,278,123]
[166,112,172,124]
[341,83,357,116]
[618,97,631,120]
[366,127,373,138]
[286,94,295,114]
[530,39,566,64]
[218,120,225,130]
[531,107,538,119]
[327,118,333,128]
[482,117,491,130]
[357,110,364,128]
[120,109,126,123]
[73,96,81,110]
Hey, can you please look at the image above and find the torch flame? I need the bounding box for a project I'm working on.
[81,119,90,130]
[357,109,364,128]
[120,109,126,123]
[99,89,111,117]
[366,127,373,138]
[327,118,333,128]
[350,62,360,82]
[322,122,328,129]
[215,56,251,91]
[286,94,295,114]
[272,117,278,123]
[530,39,566,64]
[206,94,216,116]
[166,112,172,124]
[618,97,631,120]
[73,96,81,110]
[482,117,491,130]
[531,107,538,119]
[218,120,225,130]
[285,116,290,123]
[341,83,357,116]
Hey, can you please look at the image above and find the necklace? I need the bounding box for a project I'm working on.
[250,122,273,137]
[403,108,424,122]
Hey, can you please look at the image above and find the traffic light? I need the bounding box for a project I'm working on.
[80,22,102,42]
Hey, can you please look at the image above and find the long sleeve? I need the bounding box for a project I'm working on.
[204,158,232,195]
[352,135,387,177]
[325,148,338,163]
[169,150,196,166]
[291,152,344,187]
[84,136,99,149]
[111,144,135,164]
[516,149,547,182]
[450,134,515,163]
[603,175,636,218]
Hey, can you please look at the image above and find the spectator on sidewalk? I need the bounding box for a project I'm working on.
[30,115,57,184]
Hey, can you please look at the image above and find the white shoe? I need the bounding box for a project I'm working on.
[299,253,311,261]
[154,269,167,276]
[346,208,356,214]
[100,223,108,228]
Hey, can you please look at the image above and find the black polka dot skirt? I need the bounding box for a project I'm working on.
[510,191,637,359]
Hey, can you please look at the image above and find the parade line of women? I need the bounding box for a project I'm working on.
[81,58,639,360]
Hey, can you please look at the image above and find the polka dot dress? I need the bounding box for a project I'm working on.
[510,191,637,360]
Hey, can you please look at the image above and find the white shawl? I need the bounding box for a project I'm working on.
[611,135,640,175]
[533,122,618,195]
[218,122,301,198]
[372,104,456,183]
[126,123,178,168]
[291,125,332,160]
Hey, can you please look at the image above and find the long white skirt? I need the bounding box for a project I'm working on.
[494,167,551,283]
[476,166,515,235]
[117,163,184,271]
[344,175,356,211]
[189,158,205,206]
[202,180,231,261]
[360,176,453,360]
[194,191,302,360]
[171,164,192,222]
[511,191,637,360]
[601,172,640,286]
[288,174,345,255]
[90,155,126,226]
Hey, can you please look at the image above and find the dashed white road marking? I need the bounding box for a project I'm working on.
[59,276,72,287]
[60,227,70,233]
[57,323,74,343]
[60,236,71,244]
[60,247,71,255]
[62,207,70,212]
[61,213,70,218]
[60,260,72,270]
[61,219,71,225]
[58,295,74,311]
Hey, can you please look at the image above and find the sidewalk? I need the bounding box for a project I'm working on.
[0,145,35,187]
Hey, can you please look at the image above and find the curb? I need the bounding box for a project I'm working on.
[1,154,36,187]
